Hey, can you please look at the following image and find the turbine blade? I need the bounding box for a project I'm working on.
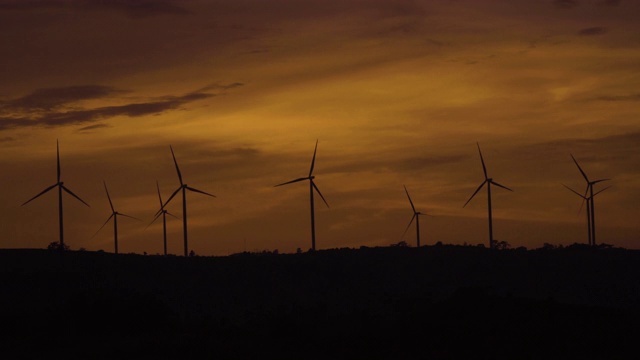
[579,184,590,214]
[91,213,114,239]
[593,185,611,197]
[309,139,319,177]
[156,180,163,207]
[404,185,417,213]
[477,142,488,180]
[401,214,416,240]
[21,183,58,206]
[274,177,308,187]
[56,139,61,183]
[592,178,610,185]
[161,187,182,211]
[186,186,216,197]
[118,213,142,221]
[463,181,486,208]
[103,181,114,212]
[570,154,589,182]
[146,211,163,229]
[312,180,329,208]
[491,181,513,192]
[562,184,585,199]
[170,145,183,185]
[61,185,90,207]
[562,183,587,214]
[166,211,179,219]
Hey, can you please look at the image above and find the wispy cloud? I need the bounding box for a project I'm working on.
[76,123,112,132]
[1,85,122,112]
[579,27,607,36]
[591,94,640,101]
[0,83,244,131]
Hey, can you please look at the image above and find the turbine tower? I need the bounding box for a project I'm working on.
[570,154,610,246]
[22,140,90,251]
[147,180,177,256]
[563,183,610,246]
[402,185,428,247]
[274,139,329,251]
[161,145,216,257]
[463,142,513,249]
[93,181,140,254]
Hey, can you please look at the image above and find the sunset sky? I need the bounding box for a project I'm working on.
[1,0,639,256]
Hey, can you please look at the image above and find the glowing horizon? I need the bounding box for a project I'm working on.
[1,0,639,255]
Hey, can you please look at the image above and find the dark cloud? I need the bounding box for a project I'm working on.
[1,85,121,112]
[554,0,578,8]
[0,136,15,142]
[579,27,607,36]
[592,94,640,101]
[199,82,245,92]
[0,0,191,18]
[0,86,223,131]
[76,123,111,132]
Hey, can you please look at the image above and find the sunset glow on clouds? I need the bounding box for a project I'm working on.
[1,0,639,255]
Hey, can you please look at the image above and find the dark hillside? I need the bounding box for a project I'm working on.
[1,245,640,359]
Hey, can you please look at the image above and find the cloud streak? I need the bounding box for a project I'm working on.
[579,27,607,36]
[0,83,244,131]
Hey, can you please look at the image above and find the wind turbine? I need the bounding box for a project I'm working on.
[22,140,90,251]
[274,139,329,251]
[563,183,610,246]
[463,142,513,249]
[93,181,140,254]
[161,145,216,257]
[401,185,428,247]
[147,180,178,256]
[570,154,610,246]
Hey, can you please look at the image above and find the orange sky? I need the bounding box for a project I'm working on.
[1,0,639,256]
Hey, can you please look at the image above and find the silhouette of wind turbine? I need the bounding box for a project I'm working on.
[463,142,513,249]
[570,154,610,246]
[147,180,178,256]
[401,185,429,247]
[92,181,140,254]
[563,183,610,246]
[22,140,90,251]
[161,145,216,257]
[274,140,329,251]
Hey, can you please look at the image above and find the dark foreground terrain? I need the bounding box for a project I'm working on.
[1,244,640,359]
